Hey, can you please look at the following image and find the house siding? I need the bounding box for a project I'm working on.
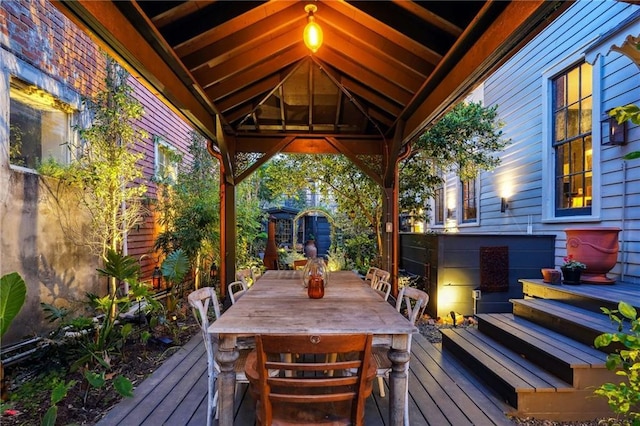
[432,0,640,283]
[0,0,202,344]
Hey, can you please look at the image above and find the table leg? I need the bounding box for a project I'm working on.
[215,337,239,426]
[388,347,411,426]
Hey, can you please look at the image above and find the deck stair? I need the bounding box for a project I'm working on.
[441,278,640,421]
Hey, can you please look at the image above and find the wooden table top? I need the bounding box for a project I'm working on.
[208,270,417,336]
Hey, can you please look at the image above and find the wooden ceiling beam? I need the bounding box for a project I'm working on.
[315,48,412,106]
[340,76,402,117]
[317,4,436,73]
[217,75,281,114]
[224,104,254,126]
[326,136,383,186]
[324,31,423,93]
[235,135,383,155]
[322,1,440,65]
[192,23,305,88]
[391,1,462,37]
[151,1,216,29]
[182,5,303,71]
[205,45,307,102]
[174,1,295,56]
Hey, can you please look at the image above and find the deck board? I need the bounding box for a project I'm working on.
[95,332,515,425]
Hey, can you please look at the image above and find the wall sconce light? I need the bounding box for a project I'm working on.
[385,222,393,233]
[602,115,627,145]
[303,4,323,53]
[500,197,509,213]
[446,208,454,219]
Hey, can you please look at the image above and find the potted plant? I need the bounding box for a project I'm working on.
[561,255,586,285]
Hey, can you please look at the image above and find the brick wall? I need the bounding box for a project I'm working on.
[0,0,107,97]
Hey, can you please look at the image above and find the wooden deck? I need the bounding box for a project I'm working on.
[96,332,516,426]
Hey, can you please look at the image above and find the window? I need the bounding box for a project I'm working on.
[276,219,292,246]
[9,78,72,169]
[433,181,445,226]
[552,62,592,216]
[154,136,178,182]
[461,178,477,223]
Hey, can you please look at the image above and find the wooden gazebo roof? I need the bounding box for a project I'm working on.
[53,0,568,187]
[52,0,569,290]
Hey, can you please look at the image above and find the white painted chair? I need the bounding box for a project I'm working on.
[371,269,390,289]
[236,268,253,287]
[228,280,247,304]
[373,286,428,398]
[187,287,252,425]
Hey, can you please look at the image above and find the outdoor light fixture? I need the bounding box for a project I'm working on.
[303,4,323,53]
[603,116,627,145]
[500,197,509,213]
[152,266,162,290]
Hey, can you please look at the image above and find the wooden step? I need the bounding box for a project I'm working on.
[441,328,571,408]
[476,313,615,388]
[441,327,613,421]
[510,298,621,352]
[519,279,640,313]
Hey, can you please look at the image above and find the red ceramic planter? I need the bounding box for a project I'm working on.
[564,227,620,284]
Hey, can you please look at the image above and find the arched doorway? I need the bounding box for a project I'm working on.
[292,208,337,258]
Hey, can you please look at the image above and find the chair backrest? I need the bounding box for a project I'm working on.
[248,334,374,426]
[395,286,429,325]
[364,267,378,283]
[187,287,222,373]
[373,279,392,301]
[292,259,308,270]
[229,280,248,304]
[371,268,390,288]
[236,268,253,287]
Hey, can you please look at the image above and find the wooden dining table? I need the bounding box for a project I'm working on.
[208,269,417,426]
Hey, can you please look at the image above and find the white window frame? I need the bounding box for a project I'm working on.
[541,43,602,223]
[154,135,179,182]
[2,51,81,173]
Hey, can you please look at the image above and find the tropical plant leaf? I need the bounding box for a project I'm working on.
[0,272,27,337]
[161,249,190,285]
[97,249,140,282]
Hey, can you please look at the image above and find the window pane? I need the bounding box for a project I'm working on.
[554,75,566,109]
[580,95,592,134]
[554,110,566,142]
[567,103,579,138]
[581,63,592,97]
[567,67,580,105]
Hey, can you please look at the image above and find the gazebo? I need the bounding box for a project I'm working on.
[52,0,570,295]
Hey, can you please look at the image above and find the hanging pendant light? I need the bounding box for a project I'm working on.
[303,4,323,53]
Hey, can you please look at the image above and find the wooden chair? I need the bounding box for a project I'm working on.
[371,269,390,289]
[229,280,248,304]
[246,334,375,426]
[373,286,428,398]
[187,287,252,425]
[363,267,379,283]
[372,279,392,301]
[293,259,308,270]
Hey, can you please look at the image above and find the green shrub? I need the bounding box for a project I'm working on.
[594,301,640,424]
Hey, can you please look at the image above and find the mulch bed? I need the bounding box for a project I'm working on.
[1,303,201,426]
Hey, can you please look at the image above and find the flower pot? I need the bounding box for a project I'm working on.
[565,227,620,284]
[541,268,561,284]
[561,267,582,285]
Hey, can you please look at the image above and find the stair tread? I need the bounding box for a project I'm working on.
[477,313,607,367]
[441,328,572,392]
[519,279,640,308]
[511,298,619,334]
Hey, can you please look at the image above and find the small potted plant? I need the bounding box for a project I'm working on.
[561,254,586,284]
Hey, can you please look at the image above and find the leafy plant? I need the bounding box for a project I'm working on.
[161,249,190,312]
[40,379,77,426]
[594,301,640,423]
[0,272,27,337]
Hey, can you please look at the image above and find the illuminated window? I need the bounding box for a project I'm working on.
[552,62,592,216]
[461,178,477,223]
[9,77,73,169]
[154,136,178,183]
